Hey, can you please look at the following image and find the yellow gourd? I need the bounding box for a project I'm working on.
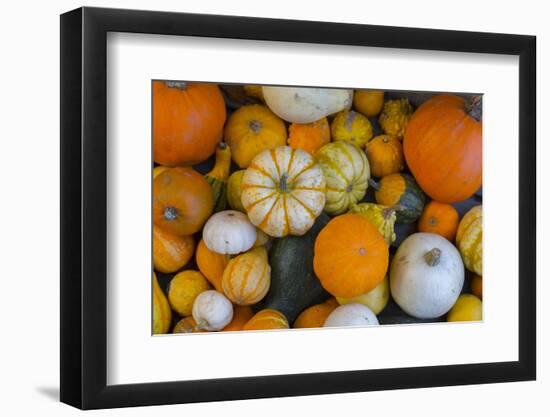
[456,205,482,275]
[331,110,373,149]
[348,203,396,245]
[153,273,171,334]
[379,98,414,139]
[447,294,482,322]
[353,90,384,117]
[227,170,246,212]
[168,270,211,316]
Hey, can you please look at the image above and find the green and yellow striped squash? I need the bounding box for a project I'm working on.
[316,141,370,215]
[349,203,396,245]
[456,205,482,275]
[204,142,232,212]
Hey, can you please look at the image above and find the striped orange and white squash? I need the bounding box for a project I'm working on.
[222,247,271,305]
[243,309,289,331]
[241,146,326,237]
[456,205,482,275]
[316,141,370,215]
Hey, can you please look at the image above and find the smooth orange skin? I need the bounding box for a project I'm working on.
[243,309,289,331]
[153,81,226,166]
[404,95,482,203]
[471,275,482,299]
[153,167,214,236]
[287,117,330,155]
[195,239,230,292]
[293,298,339,328]
[366,134,404,178]
[418,201,459,241]
[353,90,384,117]
[222,306,255,331]
[153,227,195,273]
[313,213,389,298]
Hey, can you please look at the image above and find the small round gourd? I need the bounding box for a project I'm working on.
[418,201,459,241]
[192,290,234,331]
[390,233,464,319]
[447,294,482,322]
[378,98,414,139]
[365,134,404,178]
[353,90,384,117]
[324,303,379,327]
[331,110,373,149]
[262,86,353,124]
[168,270,211,316]
[222,247,271,305]
[202,210,257,255]
[456,205,482,275]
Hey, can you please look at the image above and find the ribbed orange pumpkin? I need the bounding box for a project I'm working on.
[313,213,389,298]
[222,306,255,331]
[153,167,214,236]
[293,298,339,328]
[243,309,289,331]
[287,117,330,155]
[404,95,482,203]
[153,226,195,273]
[153,81,226,166]
[222,247,271,305]
[418,201,459,241]
[195,239,230,292]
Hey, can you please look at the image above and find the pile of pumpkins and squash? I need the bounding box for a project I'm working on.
[152,80,483,335]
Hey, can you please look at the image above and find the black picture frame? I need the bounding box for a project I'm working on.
[60,6,536,410]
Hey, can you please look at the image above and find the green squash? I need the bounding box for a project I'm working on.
[255,213,331,323]
[369,173,425,224]
[348,203,396,245]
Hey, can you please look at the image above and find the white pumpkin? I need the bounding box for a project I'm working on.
[336,276,389,315]
[202,210,257,254]
[262,86,353,124]
[241,146,326,237]
[192,290,233,331]
[324,303,379,327]
[390,233,464,319]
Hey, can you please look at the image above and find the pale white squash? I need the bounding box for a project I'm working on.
[241,146,326,237]
[202,210,257,254]
[336,275,389,315]
[390,233,464,319]
[324,303,379,327]
[192,290,233,331]
[262,86,353,124]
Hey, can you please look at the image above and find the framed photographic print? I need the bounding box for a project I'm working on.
[60,6,536,410]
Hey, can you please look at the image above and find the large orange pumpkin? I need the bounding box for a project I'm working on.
[313,213,389,298]
[153,167,214,236]
[153,81,226,166]
[195,239,230,292]
[404,95,482,203]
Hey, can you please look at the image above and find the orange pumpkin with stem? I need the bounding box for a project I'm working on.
[153,226,195,273]
[287,117,330,155]
[404,94,482,203]
[195,239,230,292]
[153,81,226,166]
[418,201,459,241]
[153,167,214,236]
[313,213,389,298]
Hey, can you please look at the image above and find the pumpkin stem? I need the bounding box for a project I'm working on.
[368,178,380,190]
[466,95,482,122]
[163,206,179,221]
[382,206,396,219]
[279,173,289,193]
[424,248,442,267]
[249,119,262,133]
[218,141,227,150]
[165,80,187,90]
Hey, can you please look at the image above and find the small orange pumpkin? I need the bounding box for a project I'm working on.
[287,117,330,155]
[313,213,389,298]
[153,81,226,166]
[293,298,339,328]
[365,135,404,177]
[243,309,289,331]
[153,226,195,273]
[222,306,255,331]
[224,104,287,168]
[418,201,459,241]
[353,90,384,117]
[153,167,214,236]
[195,239,230,292]
[404,95,482,203]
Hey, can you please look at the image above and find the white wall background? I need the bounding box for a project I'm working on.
[0,0,545,415]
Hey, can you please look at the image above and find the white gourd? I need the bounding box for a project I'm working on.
[390,233,464,319]
[192,290,233,331]
[324,303,379,327]
[202,210,257,254]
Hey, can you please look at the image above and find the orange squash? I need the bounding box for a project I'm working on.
[293,298,339,328]
[365,134,404,178]
[313,213,389,298]
[353,90,384,117]
[153,167,214,236]
[153,81,226,166]
[404,95,482,203]
[243,309,289,331]
[418,201,459,241]
[153,226,195,273]
[224,104,287,168]
[222,305,255,331]
[195,239,230,292]
[287,117,330,155]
